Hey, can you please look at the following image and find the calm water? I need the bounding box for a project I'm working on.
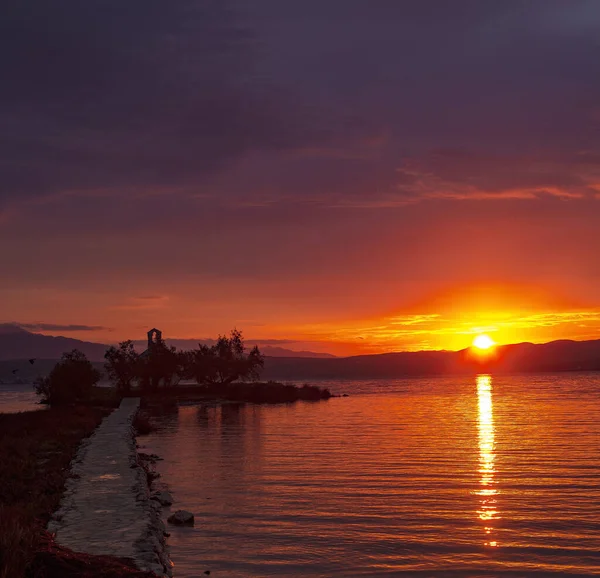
[0,380,113,414]
[0,383,43,413]
[141,374,600,577]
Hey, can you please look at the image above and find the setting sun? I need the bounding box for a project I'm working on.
[473,334,496,350]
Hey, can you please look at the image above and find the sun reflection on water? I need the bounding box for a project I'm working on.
[476,374,499,546]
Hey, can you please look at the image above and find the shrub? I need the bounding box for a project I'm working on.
[34,350,101,406]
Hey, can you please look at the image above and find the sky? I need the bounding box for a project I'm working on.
[1,1,600,355]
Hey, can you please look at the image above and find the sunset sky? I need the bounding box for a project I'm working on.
[2,1,600,356]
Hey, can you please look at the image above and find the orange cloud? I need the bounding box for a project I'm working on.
[274,308,600,355]
[267,283,600,355]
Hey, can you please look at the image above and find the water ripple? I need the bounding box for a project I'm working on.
[143,373,600,577]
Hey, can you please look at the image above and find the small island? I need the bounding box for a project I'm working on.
[35,328,332,408]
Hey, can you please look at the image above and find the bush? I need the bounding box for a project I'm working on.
[215,381,332,403]
[34,350,101,406]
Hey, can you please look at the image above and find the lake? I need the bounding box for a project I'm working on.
[138,373,600,577]
[2,374,599,576]
[0,383,43,413]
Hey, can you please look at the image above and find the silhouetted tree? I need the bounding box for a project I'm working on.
[189,329,264,386]
[138,342,181,391]
[176,349,194,380]
[34,349,101,405]
[104,340,140,393]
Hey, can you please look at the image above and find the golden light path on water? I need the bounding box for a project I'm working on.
[476,374,498,547]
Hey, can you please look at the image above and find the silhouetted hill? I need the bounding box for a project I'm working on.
[2,323,600,380]
[262,350,457,380]
[475,339,600,373]
[260,346,336,358]
[262,339,600,379]
[0,324,107,362]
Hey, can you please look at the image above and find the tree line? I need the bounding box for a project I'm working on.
[35,330,264,405]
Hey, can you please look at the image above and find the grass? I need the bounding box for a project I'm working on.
[0,405,156,577]
[0,506,36,578]
[30,531,158,577]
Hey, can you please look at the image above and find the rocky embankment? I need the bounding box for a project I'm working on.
[47,398,172,576]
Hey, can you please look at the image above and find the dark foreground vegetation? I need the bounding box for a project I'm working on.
[36,329,331,407]
[0,406,157,577]
[140,381,332,405]
[204,381,331,403]
[105,329,265,394]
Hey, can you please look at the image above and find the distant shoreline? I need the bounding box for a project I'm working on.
[3,335,600,383]
[134,381,332,405]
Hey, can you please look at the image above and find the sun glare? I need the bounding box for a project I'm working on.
[473,334,495,350]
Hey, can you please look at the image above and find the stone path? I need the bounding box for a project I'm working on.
[48,398,171,576]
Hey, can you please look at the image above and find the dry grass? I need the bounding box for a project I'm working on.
[29,530,157,577]
[0,506,36,578]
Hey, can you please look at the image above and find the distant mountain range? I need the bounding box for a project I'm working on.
[261,339,600,380]
[0,325,335,363]
[0,324,108,362]
[1,324,600,381]
[130,340,336,359]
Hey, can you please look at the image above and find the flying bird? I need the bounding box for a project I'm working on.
[11,369,18,374]
[29,358,36,365]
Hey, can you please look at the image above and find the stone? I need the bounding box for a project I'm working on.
[147,563,166,576]
[139,452,163,462]
[47,398,173,576]
[151,491,174,506]
[167,510,194,526]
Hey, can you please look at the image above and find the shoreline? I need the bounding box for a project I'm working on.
[135,381,333,405]
[0,405,156,577]
[134,448,173,576]
[46,398,172,577]
[0,402,172,577]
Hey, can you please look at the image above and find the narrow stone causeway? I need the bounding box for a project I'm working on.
[48,397,170,576]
